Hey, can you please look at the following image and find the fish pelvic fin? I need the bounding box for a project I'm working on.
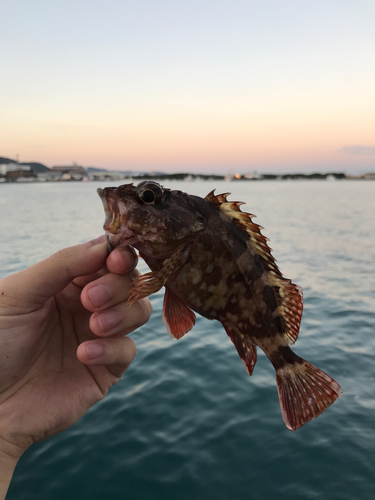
[224,325,257,376]
[272,347,342,431]
[162,287,196,339]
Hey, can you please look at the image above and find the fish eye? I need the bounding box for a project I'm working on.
[136,182,164,205]
[140,189,155,204]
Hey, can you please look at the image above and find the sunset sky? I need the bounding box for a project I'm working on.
[1,1,374,174]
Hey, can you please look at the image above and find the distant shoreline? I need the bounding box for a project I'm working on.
[1,156,374,183]
[1,172,375,184]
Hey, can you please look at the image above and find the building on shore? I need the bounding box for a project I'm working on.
[362,172,375,180]
[0,164,36,182]
[50,165,88,181]
[1,163,32,174]
[89,170,133,181]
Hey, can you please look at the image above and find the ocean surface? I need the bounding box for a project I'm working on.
[1,179,374,500]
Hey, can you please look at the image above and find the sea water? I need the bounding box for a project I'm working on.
[1,180,374,500]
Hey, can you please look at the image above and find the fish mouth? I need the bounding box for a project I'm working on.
[97,187,138,251]
[97,187,121,233]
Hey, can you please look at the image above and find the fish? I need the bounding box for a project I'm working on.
[97,181,342,431]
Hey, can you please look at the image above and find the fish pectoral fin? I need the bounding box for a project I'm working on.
[128,247,184,304]
[224,325,257,376]
[162,287,196,339]
[128,270,166,304]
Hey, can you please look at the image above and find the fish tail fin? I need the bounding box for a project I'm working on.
[273,348,342,431]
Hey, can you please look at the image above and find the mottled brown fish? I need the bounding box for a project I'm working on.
[98,181,341,431]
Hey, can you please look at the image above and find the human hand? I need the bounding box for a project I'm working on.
[0,237,152,497]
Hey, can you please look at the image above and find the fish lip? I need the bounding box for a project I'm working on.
[106,235,114,255]
[105,230,139,253]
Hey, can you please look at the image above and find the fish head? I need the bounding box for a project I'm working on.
[97,181,205,259]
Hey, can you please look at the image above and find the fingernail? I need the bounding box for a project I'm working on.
[86,343,104,360]
[121,247,138,271]
[94,235,107,245]
[88,284,111,308]
[96,310,121,332]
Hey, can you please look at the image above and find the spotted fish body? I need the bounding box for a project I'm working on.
[98,181,341,431]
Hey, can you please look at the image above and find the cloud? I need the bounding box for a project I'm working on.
[341,146,375,155]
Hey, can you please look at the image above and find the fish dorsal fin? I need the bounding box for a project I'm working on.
[205,189,279,274]
[205,190,232,206]
[205,190,303,344]
[270,280,303,344]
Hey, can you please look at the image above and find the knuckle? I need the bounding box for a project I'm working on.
[129,298,153,330]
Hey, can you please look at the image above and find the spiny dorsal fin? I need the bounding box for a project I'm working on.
[205,189,277,272]
[205,190,231,205]
[205,190,303,344]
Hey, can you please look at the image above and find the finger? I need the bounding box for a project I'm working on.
[77,336,137,379]
[89,297,152,337]
[73,247,138,289]
[81,269,141,313]
[73,267,109,289]
[106,246,138,275]
[1,237,108,311]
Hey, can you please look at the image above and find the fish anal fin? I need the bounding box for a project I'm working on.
[162,287,196,340]
[224,325,257,375]
[276,355,342,431]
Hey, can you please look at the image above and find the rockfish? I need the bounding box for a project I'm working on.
[97,181,341,430]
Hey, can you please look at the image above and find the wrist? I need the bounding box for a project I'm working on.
[0,452,20,500]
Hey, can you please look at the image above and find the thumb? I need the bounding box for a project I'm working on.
[0,237,108,312]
